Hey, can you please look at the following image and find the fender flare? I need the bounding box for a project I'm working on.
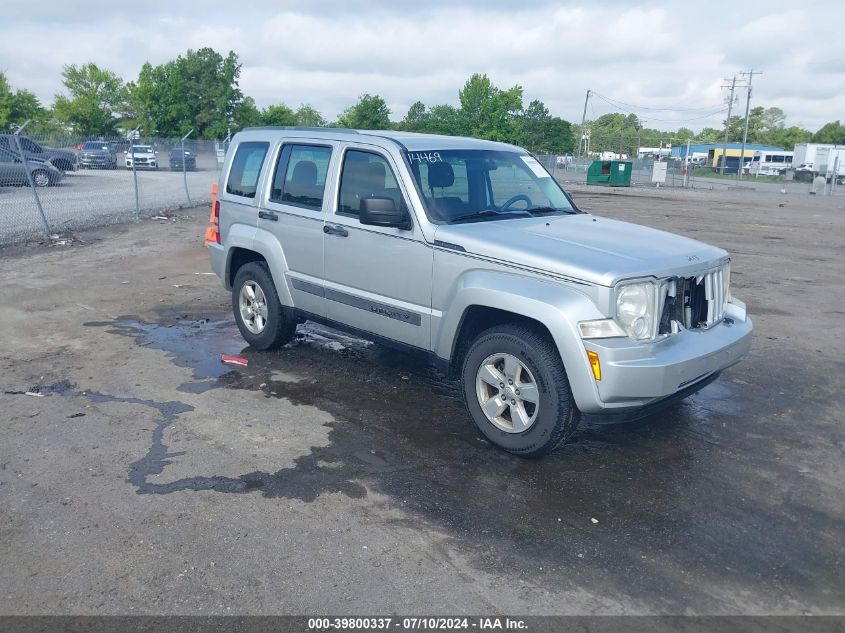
[434,270,606,412]
[225,225,294,306]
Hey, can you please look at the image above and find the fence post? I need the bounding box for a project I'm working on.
[181,129,194,206]
[13,121,51,238]
[129,125,141,221]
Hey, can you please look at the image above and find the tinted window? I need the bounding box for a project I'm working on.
[226,141,269,198]
[270,144,332,210]
[337,150,403,217]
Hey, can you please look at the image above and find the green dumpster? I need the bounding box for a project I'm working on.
[586,160,633,187]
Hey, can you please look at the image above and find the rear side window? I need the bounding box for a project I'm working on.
[226,142,269,198]
[270,144,332,210]
[337,150,403,217]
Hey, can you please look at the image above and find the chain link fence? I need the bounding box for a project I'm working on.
[534,154,845,196]
[3,135,841,246]
[0,131,225,245]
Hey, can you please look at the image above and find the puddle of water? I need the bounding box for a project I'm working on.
[69,313,843,610]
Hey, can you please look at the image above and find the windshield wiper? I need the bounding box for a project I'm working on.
[447,209,532,224]
[524,206,577,215]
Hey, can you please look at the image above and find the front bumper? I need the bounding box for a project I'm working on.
[580,301,752,413]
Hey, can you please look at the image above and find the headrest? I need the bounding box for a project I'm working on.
[363,161,386,190]
[290,160,317,185]
[428,161,454,188]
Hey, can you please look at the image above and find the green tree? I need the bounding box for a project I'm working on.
[401,101,429,132]
[232,96,262,130]
[458,73,523,142]
[0,72,11,130]
[53,63,128,136]
[515,100,575,153]
[294,104,325,127]
[813,120,845,144]
[676,127,695,141]
[337,93,391,129]
[129,48,244,138]
[261,103,296,126]
[424,104,463,136]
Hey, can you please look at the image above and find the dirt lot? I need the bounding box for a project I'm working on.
[0,186,843,616]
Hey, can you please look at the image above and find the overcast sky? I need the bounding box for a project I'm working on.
[1,0,842,132]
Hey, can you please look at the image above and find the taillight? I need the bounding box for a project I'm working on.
[204,183,221,247]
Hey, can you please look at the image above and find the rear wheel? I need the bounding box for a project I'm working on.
[461,324,580,457]
[231,262,296,350]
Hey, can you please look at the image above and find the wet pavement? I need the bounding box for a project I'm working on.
[59,312,843,613]
[1,193,843,615]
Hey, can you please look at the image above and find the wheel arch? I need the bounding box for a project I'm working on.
[224,226,293,306]
[434,270,607,413]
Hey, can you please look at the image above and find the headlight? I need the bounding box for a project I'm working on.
[615,281,657,341]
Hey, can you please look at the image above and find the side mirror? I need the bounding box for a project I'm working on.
[359,197,410,229]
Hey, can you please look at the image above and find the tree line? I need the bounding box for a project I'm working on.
[2,47,843,153]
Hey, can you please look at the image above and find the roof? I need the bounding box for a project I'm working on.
[239,126,520,152]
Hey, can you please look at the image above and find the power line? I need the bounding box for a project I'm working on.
[590,91,726,113]
[590,92,727,123]
[590,93,727,122]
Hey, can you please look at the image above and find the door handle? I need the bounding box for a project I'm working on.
[258,211,278,221]
[323,224,349,237]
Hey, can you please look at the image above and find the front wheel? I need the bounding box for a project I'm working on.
[461,324,580,457]
[31,170,51,187]
[232,262,296,350]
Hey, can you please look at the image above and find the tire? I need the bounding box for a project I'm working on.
[31,170,51,187]
[231,261,296,351]
[461,324,580,457]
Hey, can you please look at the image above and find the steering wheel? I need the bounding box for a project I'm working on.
[500,194,532,210]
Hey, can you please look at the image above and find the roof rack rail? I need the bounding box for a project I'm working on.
[243,126,360,134]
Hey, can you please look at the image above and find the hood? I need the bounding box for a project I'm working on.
[433,213,727,286]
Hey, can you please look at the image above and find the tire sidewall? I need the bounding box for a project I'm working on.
[232,263,284,350]
[462,329,570,455]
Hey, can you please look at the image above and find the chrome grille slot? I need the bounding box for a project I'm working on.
[658,264,728,334]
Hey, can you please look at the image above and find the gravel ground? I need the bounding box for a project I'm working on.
[0,185,843,617]
[0,154,218,244]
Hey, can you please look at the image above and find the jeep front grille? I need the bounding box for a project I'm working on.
[658,266,728,334]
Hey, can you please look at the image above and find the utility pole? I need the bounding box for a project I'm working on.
[720,76,737,175]
[576,89,591,160]
[737,70,762,184]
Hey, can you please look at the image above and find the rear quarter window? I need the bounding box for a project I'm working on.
[226,141,269,198]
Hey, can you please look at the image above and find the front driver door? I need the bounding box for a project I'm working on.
[321,146,432,350]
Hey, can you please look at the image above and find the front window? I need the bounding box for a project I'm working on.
[404,150,575,223]
[82,142,109,150]
[337,150,404,218]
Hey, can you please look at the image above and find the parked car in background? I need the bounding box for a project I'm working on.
[169,148,197,171]
[0,147,63,187]
[124,145,158,170]
[78,141,117,169]
[0,134,78,172]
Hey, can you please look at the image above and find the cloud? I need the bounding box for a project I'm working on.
[0,0,842,132]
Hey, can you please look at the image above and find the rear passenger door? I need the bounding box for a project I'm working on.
[321,146,432,350]
[259,142,336,317]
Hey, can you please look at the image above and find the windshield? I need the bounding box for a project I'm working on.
[404,149,575,223]
[82,142,109,150]
[131,146,153,153]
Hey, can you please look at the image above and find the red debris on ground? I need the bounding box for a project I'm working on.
[221,354,248,367]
